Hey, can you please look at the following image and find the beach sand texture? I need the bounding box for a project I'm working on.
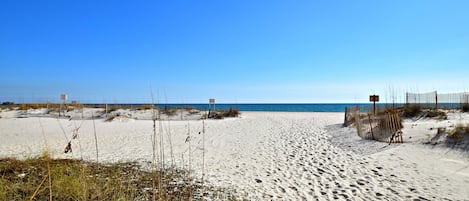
[1,110,468,200]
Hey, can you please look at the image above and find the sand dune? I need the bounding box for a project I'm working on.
[0,109,468,200]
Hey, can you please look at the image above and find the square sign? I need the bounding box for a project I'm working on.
[209,98,215,104]
[61,94,68,101]
[369,95,379,102]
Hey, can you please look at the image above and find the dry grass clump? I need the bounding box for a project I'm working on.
[0,102,16,110]
[161,106,178,116]
[426,110,447,120]
[16,103,85,114]
[136,105,154,110]
[223,108,240,117]
[0,155,238,200]
[447,124,469,143]
[402,104,422,117]
[19,104,49,110]
[184,106,195,111]
[69,102,84,109]
[205,108,240,119]
[399,104,447,120]
[461,103,469,112]
[108,105,122,113]
[1,102,15,109]
[105,114,119,122]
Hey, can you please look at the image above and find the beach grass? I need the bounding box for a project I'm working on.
[461,103,469,112]
[0,100,243,200]
[399,104,447,120]
[205,108,240,119]
[447,124,469,143]
[0,154,238,200]
[402,104,423,118]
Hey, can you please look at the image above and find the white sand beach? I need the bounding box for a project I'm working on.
[1,108,468,200]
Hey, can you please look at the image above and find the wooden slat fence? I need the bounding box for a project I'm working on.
[346,107,403,143]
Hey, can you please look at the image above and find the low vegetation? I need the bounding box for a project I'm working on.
[399,104,447,120]
[136,105,155,110]
[205,108,240,119]
[401,104,423,118]
[1,102,15,109]
[1,102,243,200]
[447,124,469,143]
[161,106,178,116]
[461,103,469,112]
[0,155,239,200]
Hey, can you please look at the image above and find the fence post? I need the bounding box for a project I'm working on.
[399,114,403,143]
[368,114,374,140]
[435,91,438,110]
[344,107,348,126]
[354,108,362,137]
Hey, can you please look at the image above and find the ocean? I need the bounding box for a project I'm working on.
[99,103,407,113]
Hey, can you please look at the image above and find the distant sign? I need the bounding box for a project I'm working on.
[369,95,379,102]
[209,98,215,104]
[60,94,68,101]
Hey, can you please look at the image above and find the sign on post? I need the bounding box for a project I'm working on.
[369,95,379,114]
[59,94,68,117]
[209,98,215,111]
[60,94,68,101]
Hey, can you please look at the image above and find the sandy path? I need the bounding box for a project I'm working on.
[1,111,468,200]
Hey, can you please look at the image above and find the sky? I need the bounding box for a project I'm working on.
[1,0,469,103]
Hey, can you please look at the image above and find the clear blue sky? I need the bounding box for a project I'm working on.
[1,0,468,103]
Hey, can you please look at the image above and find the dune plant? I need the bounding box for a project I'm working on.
[161,106,178,116]
[402,104,422,117]
[136,105,154,110]
[204,108,240,119]
[461,103,469,112]
[447,124,469,143]
[0,156,238,200]
[1,96,241,200]
[426,110,447,120]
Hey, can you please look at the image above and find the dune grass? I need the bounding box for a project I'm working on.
[1,101,243,200]
[0,154,239,200]
[461,103,469,112]
[399,104,447,120]
[447,124,469,143]
[205,108,240,119]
